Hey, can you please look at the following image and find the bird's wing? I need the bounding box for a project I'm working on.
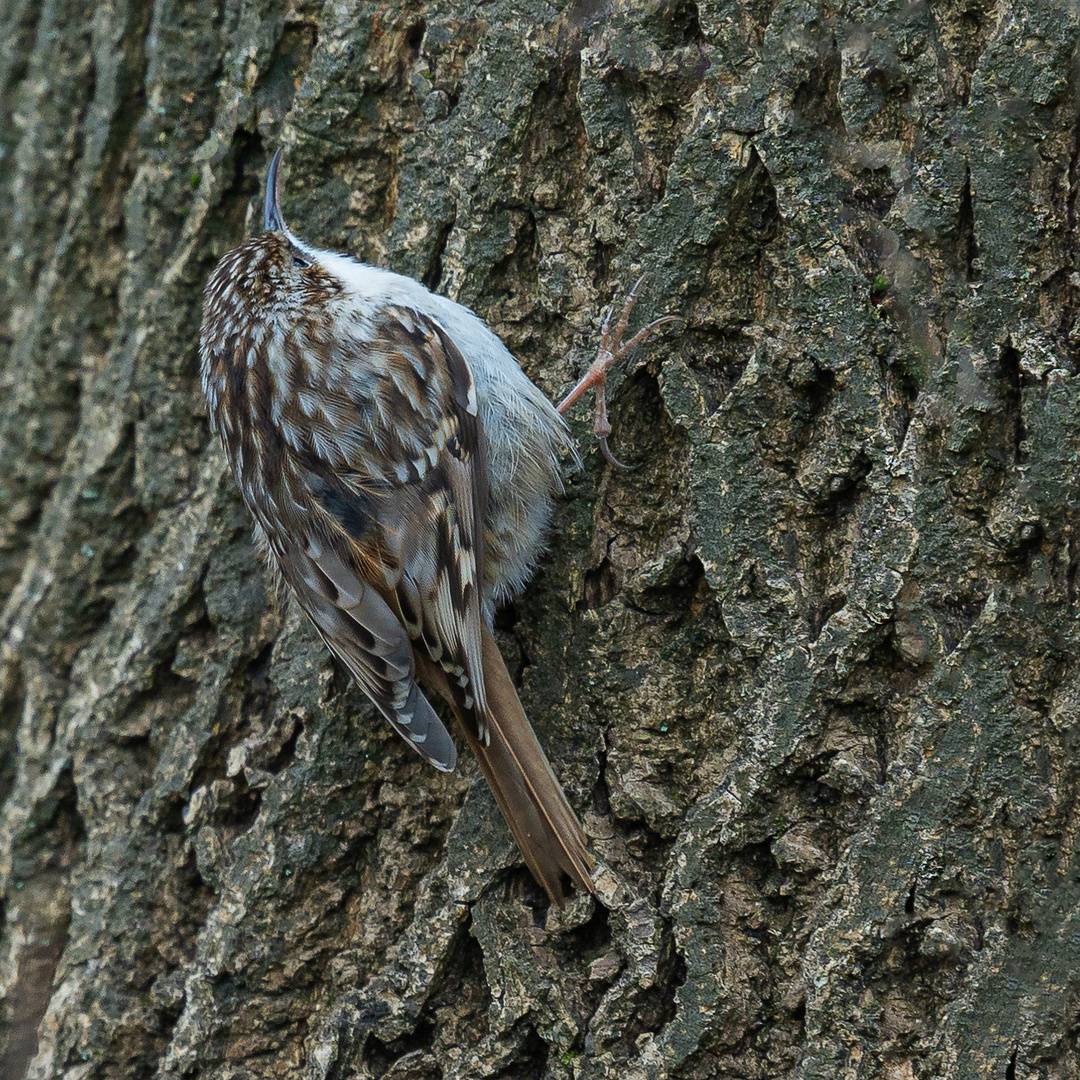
[267,303,594,904]
[274,304,490,766]
[274,529,459,770]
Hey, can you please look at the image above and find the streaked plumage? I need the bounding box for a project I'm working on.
[199,149,594,903]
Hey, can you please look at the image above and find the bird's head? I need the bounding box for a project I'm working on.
[256,148,343,299]
[200,149,343,414]
[202,151,341,342]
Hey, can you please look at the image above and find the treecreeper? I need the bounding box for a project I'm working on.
[199,149,670,904]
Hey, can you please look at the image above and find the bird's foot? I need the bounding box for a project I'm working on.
[557,274,675,469]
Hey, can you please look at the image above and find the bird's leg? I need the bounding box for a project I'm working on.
[557,275,675,468]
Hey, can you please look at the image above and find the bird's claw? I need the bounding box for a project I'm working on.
[557,274,675,469]
[598,436,634,471]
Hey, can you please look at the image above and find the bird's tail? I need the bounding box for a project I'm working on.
[464,626,596,906]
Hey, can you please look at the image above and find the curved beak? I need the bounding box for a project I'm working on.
[264,147,287,232]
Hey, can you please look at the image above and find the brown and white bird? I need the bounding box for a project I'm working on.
[200,149,667,904]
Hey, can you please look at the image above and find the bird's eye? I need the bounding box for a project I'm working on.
[293,254,311,269]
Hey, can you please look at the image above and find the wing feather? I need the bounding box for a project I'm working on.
[257,297,592,901]
[270,305,490,766]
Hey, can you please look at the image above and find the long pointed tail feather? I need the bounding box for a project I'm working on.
[463,627,595,905]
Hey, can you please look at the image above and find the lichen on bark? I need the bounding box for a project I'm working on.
[3,0,1080,1077]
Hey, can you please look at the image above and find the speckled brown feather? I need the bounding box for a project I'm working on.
[199,184,595,903]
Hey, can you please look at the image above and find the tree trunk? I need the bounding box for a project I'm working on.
[3,0,1080,1076]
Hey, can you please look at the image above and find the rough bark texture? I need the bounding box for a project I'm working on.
[2,0,1080,1077]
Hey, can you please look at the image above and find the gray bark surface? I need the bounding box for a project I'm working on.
[2,0,1080,1076]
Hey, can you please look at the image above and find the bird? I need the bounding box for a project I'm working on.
[199,148,670,904]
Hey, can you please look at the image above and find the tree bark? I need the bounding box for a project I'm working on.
[2,0,1080,1076]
